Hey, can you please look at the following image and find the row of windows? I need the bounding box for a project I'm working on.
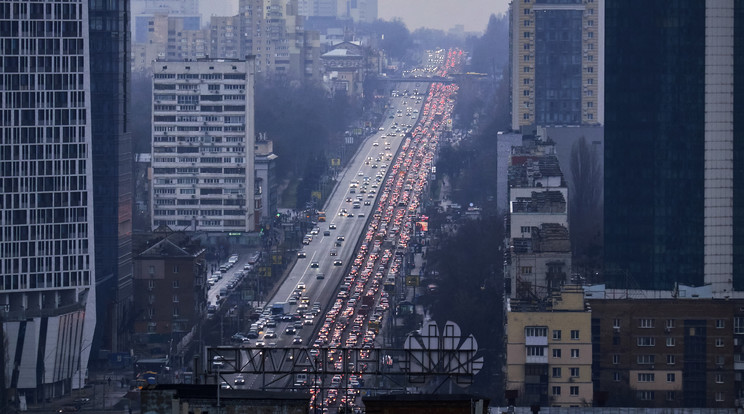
[551,385,581,396]
[525,326,581,340]
[620,318,730,329]
[551,367,581,378]
[527,346,581,359]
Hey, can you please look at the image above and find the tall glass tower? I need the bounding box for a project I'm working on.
[604,0,741,296]
[0,0,97,402]
[88,0,133,358]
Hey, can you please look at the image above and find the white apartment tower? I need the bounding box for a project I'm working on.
[0,0,97,402]
[151,58,257,233]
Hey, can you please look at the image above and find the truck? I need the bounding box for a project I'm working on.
[271,302,290,316]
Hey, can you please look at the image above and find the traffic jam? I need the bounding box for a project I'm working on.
[308,48,463,412]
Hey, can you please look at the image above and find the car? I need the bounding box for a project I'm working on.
[330,249,337,256]
[323,230,331,236]
[346,197,353,202]
[329,223,337,229]
[310,261,319,268]
[297,282,306,290]
[358,213,365,218]
[255,340,266,347]
[58,406,79,413]
[347,212,354,217]
[337,235,345,241]
[334,260,343,266]
[220,381,231,390]
[357,171,364,176]
[316,273,325,280]
[335,240,343,247]
[285,326,297,335]
[373,142,379,146]
[265,330,277,339]
[293,336,303,344]
[310,227,320,235]
[297,251,306,258]
[234,374,245,385]
[364,201,371,206]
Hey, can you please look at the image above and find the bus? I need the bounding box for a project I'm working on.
[318,211,326,222]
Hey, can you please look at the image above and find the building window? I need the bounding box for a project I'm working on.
[639,319,654,328]
[524,66,531,73]
[524,31,531,38]
[613,336,620,345]
[173,306,180,317]
[637,355,655,365]
[173,265,179,273]
[716,319,725,329]
[667,355,676,365]
[570,367,579,377]
[173,295,179,303]
[520,266,533,274]
[570,386,579,396]
[666,391,675,401]
[613,372,621,382]
[735,317,744,334]
[552,386,561,396]
[148,280,155,289]
[147,322,156,332]
[553,330,562,341]
[553,349,561,358]
[715,392,724,402]
[612,319,621,329]
[637,337,655,347]
[526,346,545,356]
[716,373,724,383]
[552,367,561,378]
[149,265,155,275]
[638,373,655,382]
[523,89,530,96]
[667,373,675,382]
[523,113,530,120]
[571,349,579,358]
[612,354,619,365]
[666,319,675,329]
[716,338,724,347]
[666,337,675,347]
[716,356,725,366]
[173,280,179,288]
[638,391,654,401]
[587,101,594,108]
[525,327,547,337]
[571,330,580,340]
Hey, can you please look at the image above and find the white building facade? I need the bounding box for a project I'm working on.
[151,58,257,233]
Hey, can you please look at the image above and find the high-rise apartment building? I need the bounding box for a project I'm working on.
[603,0,741,296]
[131,14,208,71]
[131,0,200,44]
[506,286,593,407]
[151,59,257,234]
[0,0,98,402]
[510,0,603,130]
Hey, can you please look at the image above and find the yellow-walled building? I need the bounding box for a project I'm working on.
[506,285,593,407]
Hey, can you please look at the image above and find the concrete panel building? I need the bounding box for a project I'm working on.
[510,0,603,130]
[506,286,594,407]
[150,58,257,233]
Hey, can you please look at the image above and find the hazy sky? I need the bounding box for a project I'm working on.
[378,0,508,33]
[199,1,509,33]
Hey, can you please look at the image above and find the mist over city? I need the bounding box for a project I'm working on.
[0,0,741,413]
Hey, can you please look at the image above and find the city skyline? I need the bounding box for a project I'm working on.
[199,0,509,33]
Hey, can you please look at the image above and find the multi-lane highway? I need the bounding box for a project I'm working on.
[209,49,464,411]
